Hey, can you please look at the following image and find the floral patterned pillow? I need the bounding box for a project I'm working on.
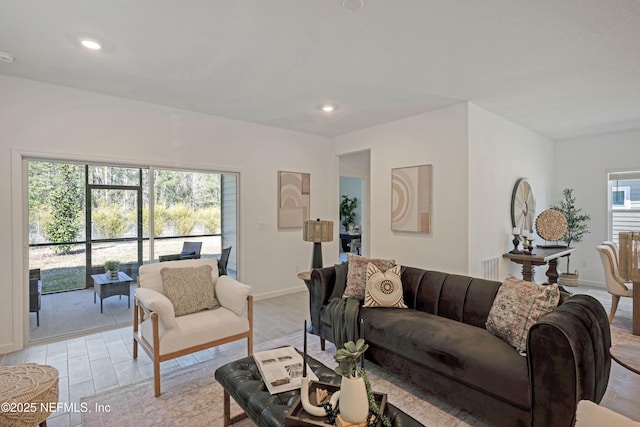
[343,253,394,300]
[486,275,560,354]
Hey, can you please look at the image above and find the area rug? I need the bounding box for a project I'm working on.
[82,330,487,427]
[82,313,637,427]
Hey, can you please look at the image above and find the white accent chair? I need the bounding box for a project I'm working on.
[596,245,633,322]
[133,258,253,396]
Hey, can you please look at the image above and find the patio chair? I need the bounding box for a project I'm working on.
[218,246,231,276]
[158,241,202,262]
[133,258,253,396]
[29,269,42,327]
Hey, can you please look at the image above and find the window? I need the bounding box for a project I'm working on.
[608,172,640,244]
[612,186,630,209]
[28,160,238,293]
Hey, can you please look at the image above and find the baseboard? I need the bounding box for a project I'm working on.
[252,285,307,301]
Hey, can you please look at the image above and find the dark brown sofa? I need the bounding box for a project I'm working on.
[309,265,611,427]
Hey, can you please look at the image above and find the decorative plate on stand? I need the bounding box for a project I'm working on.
[535,209,568,247]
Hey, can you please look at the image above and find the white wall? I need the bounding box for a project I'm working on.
[554,128,640,288]
[468,103,555,283]
[0,75,336,353]
[334,104,470,273]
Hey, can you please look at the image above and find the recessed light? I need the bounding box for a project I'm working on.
[0,51,15,63]
[320,104,336,113]
[341,0,365,11]
[80,39,102,50]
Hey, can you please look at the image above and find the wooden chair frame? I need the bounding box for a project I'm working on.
[132,278,253,396]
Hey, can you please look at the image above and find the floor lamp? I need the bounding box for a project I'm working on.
[303,219,334,270]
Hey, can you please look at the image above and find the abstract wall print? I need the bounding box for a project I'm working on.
[391,164,432,233]
[278,171,310,229]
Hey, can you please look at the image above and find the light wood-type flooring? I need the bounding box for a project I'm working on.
[3,286,640,426]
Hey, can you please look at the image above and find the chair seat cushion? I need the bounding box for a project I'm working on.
[141,307,250,356]
[361,308,531,409]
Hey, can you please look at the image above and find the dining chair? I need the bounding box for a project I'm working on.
[218,246,231,276]
[596,245,633,322]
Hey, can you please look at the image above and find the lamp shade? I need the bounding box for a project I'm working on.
[303,219,334,243]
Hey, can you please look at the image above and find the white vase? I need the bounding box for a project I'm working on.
[339,375,369,423]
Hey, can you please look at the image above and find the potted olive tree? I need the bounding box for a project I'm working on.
[551,188,591,286]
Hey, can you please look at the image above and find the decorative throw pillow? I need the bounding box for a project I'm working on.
[363,263,407,308]
[329,261,349,301]
[343,253,395,300]
[486,275,560,354]
[161,265,220,317]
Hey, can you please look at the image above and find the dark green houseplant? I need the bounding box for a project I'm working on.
[340,195,358,232]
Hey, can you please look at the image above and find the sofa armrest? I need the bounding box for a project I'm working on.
[135,287,177,329]
[527,294,611,427]
[215,275,252,316]
[309,267,336,336]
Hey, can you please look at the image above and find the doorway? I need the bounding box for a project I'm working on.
[338,150,370,261]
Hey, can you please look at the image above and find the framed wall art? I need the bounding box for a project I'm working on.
[278,171,310,229]
[391,164,432,233]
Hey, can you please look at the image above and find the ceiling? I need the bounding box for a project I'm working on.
[1,0,639,139]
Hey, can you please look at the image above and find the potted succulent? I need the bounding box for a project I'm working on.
[334,338,369,423]
[104,260,121,280]
[551,188,591,286]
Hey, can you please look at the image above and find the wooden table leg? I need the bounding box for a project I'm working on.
[634,280,639,336]
[521,262,534,282]
[546,258,560,284]
[223,389,248,426]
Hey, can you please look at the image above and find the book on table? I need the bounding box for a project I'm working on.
[253,346,318,395]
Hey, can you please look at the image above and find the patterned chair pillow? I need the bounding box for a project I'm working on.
[161,265,220,317]
[343,253,395,300]
[363,263,407,308]
[486,275,560,354]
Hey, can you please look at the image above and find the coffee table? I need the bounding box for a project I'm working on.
[91,272,132,313]
[214,351,424,427]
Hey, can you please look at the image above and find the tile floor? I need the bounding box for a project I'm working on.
[4,285,640,426]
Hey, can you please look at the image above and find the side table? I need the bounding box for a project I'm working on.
[297,271,311,287]
[91,272,133,313]
[610,344,640,375]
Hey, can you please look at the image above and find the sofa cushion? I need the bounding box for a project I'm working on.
[344,254,394,300]
[364,264,407,308]
[329,261,349,301]
[361,308,531,409]
[486,275,560,354]
[161,265,220,317]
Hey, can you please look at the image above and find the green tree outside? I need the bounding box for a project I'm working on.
[44,164,83,254]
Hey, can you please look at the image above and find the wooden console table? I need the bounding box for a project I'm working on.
[503,247,574,284]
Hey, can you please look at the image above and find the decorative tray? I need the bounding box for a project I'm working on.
[285,381,387,427]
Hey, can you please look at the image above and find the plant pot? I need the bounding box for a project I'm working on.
[558,272,579,287]
[339,375,369,423]
[106,270,120,280]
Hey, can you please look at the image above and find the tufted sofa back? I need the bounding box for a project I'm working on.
[400,266,503,329]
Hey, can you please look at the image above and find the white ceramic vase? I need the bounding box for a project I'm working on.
[339,375,369,423]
